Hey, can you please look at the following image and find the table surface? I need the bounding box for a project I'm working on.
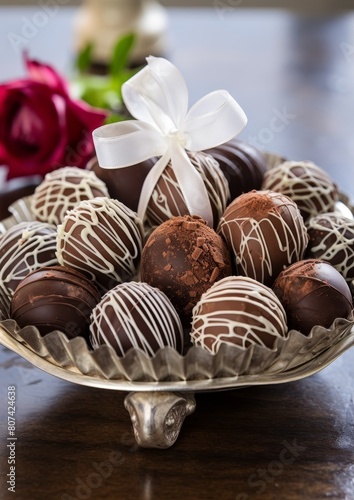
[1,6,354,500]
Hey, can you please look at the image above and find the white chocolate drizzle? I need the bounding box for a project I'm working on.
[307,213,354,281]
[57,197,144,293]
[218,190,309,285]
[146,151,230,227]
[262,160,337,220]
[90,281,184,357]
[0,221,58,312]
[31,166,109,225]
[191,275,287,354]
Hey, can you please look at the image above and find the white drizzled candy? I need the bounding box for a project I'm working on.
[261,160,338,222]
[90,282,184,357]
[31,166,109,225]
[191,276,288,353]
[218,190,309,287]
[57,197,144,294]
[306,213,354,282]
[0,221,58,315]
[146,151,230,229]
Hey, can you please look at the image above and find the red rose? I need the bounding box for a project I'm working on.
[0,55,107,180]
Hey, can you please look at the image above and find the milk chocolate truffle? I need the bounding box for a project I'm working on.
[261,160,338,222]
[273,259,353,335]
[218,190,309,287]
[140,215,232,324]
[146,151,229,229]
[306,213,354,282]
[10,266,101,340]
[205,138,267,202]
[31,166,109,225]
[191,276,288,353]
[87,156,155,212]
[57,197,144,294]
[0,221,58,315]
[90,281,184,357]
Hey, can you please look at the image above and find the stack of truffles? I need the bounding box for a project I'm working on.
[1,143,353,359]
[0,56,353,363]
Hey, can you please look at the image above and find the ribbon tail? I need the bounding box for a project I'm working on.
[171,146,214,227]
[137,151,171,223]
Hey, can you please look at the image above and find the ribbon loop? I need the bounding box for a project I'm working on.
[93,56,248,227]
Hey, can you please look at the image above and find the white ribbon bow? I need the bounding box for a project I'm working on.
[93,56,247,227]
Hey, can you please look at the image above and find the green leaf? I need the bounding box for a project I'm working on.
[110,33,136,77]
[104,113,131,125]
[76,42,94,74]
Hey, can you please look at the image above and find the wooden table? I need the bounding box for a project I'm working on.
[1,6,354,500]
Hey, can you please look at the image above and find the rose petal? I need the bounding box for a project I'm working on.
[25,53,69,95]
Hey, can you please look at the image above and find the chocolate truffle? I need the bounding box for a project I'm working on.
[306,213,354,282]
[146,151,229,229]
[261,160,338,222]
[273,259,353,335]
[90,281,184,357]
[57,197,144,294]
[87,156,155,212]
[10,265,101,340]
[204,138,267,202]
[31,166,109,225]
[218,190,309,287]
[191,276,288,353]
[0,221,58,315]
[140,215,232,324]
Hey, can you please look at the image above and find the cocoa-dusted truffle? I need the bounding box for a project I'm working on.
[146,151,229,229]
[191,276,288,353]
[261,160,338,222]
[204,138,267,202]
[10,265,101,340]
[140,215,232,324]
[273,259,353,335]
[87,156,155,212]
[306,213,354,282]
[0,221,58,315]
[90,281,184,357]
[31,166,109,225]
[57,197,144,294]
[218,190,308,287]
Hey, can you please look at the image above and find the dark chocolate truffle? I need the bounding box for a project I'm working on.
[140,215,232,324]
[204,138,267,202]
[306,213,354,282]
[87,156,155,212]
[57,197,144,293]
[146,151,229,229]
[90,281,184,357]
[273,259,353,335]
[261,160,338,222]
[191,276,287,352]
[31,166,109,225]
[10,265,101,340]
[218,190,309,287]
[0,221,58,315]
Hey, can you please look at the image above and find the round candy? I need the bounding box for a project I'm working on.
[146,151,229,229]
[87,156,155,212]
[90,281,184,357]
[305,213,354,282]
[57,197,144,294]
[0,221,58,314]
[261,160,338,222]
[10,266,101,340]
[191,275,288,353]
[204,138,267,201]
[31,166,109,225]
[273,259,353,335]
[218,190,309,287]
[140,215,232,324]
